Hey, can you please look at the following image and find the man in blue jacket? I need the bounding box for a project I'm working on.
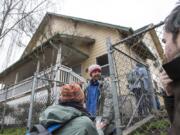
[85,64,114,135]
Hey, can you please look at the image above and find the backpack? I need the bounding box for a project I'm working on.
[26,114,81,135]
[26,123,61,135]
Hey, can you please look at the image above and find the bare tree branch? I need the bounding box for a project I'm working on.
[0,0,47,39]
[0,0,13,36]
[0,0,61,71]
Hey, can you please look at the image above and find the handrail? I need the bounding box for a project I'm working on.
[70,71,86,82]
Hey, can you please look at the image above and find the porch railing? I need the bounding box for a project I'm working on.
[0,64,86,102]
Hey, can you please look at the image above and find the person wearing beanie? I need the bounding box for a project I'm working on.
[38,83,104,135]
[59,83,84,104]
[85,64,114,135]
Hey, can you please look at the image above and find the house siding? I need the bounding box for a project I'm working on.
[39,16,122,79]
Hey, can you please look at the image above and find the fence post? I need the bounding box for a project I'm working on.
[106,38,122,135]
[147,67,157,110]
[27,60,40,132]
[0,86,8,133]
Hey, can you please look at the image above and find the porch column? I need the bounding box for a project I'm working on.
[53,43,62,104]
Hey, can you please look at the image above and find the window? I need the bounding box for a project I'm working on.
[96,54,110,77]
[72,64,81,75]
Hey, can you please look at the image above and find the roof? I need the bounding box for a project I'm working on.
[22,13,133,57]
[48,12,133,32]
[135,23,164,60]
[22,12,133,56]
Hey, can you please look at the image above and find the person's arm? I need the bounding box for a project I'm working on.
[160,70,174,123]
[101,79,114,124]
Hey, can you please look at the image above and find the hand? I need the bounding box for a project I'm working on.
[96,120,107,129]
[160,70,173,96]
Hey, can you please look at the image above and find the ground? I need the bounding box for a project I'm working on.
[0,128,25,135]
[130,110,170,135]
[130,118,170,135]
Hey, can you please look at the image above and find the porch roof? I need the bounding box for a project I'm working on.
[0,33,95,80]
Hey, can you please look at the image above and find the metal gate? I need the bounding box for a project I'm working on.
[107,22,164,134]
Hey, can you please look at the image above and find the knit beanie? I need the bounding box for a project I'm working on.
[88,64,101,76]
[59,83,84,104]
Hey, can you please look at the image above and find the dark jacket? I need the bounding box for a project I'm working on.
[163,56,180,135]
[164,82,180,135]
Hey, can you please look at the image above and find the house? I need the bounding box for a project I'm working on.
[0,13,164,126]
[0,13,133,102]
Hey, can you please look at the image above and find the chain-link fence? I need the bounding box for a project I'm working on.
[0,22,166,135]
[0,80,32,134]
[0,64,85,134]
[107,22,165,134]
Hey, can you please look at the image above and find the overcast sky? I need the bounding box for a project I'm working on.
[60,0,178,29]
[0,0,179,71]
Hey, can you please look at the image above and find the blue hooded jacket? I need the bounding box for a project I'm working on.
[86,80,100,117]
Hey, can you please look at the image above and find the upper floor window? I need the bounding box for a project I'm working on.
[96,54,110,77]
